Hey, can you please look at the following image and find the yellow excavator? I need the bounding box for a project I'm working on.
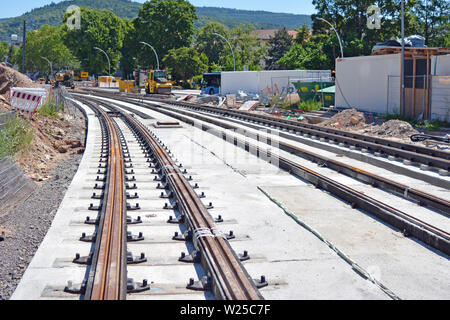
[55,70,75,88]
[145,70,172,95]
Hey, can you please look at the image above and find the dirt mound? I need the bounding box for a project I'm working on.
[319,109,368,129]
[15,112,86,182]
[0,62,39,96]
[369,120,419,138]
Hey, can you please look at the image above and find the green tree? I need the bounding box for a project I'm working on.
[229,25,267,71]
[195,22,230,65]
[294,24,310,46]
[310,0,426,63]
[133,0,197,69]
[278,40,330,70]
[13,25,78,74]
[412,0,449,46]
[162,47,208,81]
[120,19,138,79]
[0,42,9,61]
[62,7,127,76]
[266,28,293,70]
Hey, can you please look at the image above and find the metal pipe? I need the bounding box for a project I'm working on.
[401,0,405,116]
[140,42,159,70]
[212,32,236,71]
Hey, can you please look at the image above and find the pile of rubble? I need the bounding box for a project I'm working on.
[365,120,419,139]
[319,109,368,129]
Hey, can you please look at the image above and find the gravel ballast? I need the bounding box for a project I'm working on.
[0,153,84,300]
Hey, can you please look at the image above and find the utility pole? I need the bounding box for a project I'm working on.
[22,20,26,74]
[400,0,405,116]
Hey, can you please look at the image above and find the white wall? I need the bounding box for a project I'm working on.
[430,55,450,121]
[335,54,400,114]
[221,71,258,95]
[430,76,450,121]
[220,70,331,95]
[432,54,450,76]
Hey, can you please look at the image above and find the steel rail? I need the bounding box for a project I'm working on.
[122,113,263,300]
[83,105,127,300]
[78,95,263,300]
[82,94,450,217]
[79,94,450,256]
[159,104,450,216]
[94,91,450,169]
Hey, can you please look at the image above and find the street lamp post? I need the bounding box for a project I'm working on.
[93,46,111,87]
[212,32,236,72]
[139,42,160,70]
[41,56,53,76]
[316,17,344,59]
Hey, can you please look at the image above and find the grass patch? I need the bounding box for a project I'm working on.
[297,99,322,111]
[37,96,62,119]
[0,116,33,159]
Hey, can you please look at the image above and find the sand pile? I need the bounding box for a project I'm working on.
[368,120,419,138]
[319,109,368,129]
[0,62,39,96]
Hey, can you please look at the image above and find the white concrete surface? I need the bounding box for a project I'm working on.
[93,96,450,299]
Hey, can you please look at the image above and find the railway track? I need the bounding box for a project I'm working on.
[81,90,450,172]
[75,93,450,257]
[66,97,263,300]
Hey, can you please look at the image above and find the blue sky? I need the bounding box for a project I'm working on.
[0,0,316,19]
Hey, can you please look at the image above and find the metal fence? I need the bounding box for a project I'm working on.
[0,111,16,132]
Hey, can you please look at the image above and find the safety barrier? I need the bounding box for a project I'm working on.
[9,88,43,115]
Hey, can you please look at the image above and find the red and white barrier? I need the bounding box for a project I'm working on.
[9,88,43,115]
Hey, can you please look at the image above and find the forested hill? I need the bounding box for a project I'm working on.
[0,0,312,40]
[195,7,311,29]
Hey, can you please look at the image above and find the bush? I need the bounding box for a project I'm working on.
[0,116,33,159]
[37,96,62,119]
[297,99,322,111]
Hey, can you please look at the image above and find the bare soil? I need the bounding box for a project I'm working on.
[0,65,86,182]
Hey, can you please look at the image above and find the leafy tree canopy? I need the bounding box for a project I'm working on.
[266,27,293,70]
[62,7,127,76]
[195,22,230,65]
[13,24,79,74]
[162,46,208,80]
[133,0,197,70]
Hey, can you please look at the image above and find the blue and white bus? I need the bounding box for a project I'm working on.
[201,72,221,95]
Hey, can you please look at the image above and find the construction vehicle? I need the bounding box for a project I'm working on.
[55,70,75,89]
[145,70,172,95]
